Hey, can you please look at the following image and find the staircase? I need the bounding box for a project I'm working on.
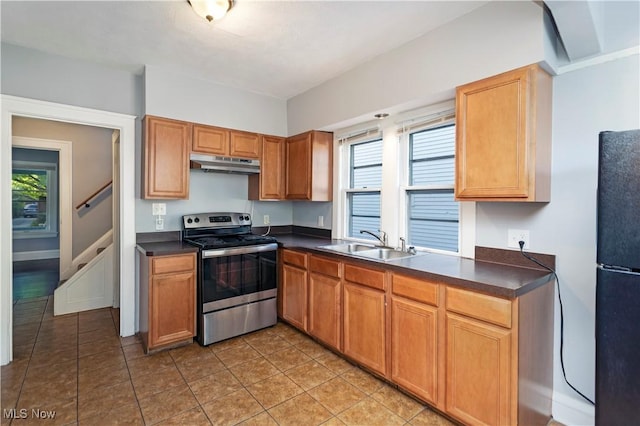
[54,231,115,316]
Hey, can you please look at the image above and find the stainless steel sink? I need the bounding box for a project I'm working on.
[356,247,416,261]
[318,243,376,253]
[319,244,421,261]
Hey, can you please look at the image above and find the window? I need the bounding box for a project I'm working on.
[336,102,473,257]
[406,124,459,252]
[347,138,382,240]
[12,160,58,237]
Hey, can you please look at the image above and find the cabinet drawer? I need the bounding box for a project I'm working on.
[392,274,439,306]
[152,254,195,275]
[282,249,307,268]
[309,256,340,278]
[446,287,512,329]
[344,264,385,291]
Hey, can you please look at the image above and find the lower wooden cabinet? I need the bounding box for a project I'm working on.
[391,297,438,405]
[276,249,553,426]
[445,313,513,425]
[281,249,308,331]
[343,263,387,376]
[308,256,342,350]
[139,252,196,352]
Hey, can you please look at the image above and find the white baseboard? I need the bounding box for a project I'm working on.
[552,390,595,426]
[12,250,60,262]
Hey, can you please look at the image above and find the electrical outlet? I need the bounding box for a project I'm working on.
[508,229,530,249]
[152,203,166,216]
[318,215,324,227]
[155,217,164,231]
[263,215,270,225]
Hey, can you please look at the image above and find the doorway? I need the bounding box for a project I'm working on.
[1,95,137,366]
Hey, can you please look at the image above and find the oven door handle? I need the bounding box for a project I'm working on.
[202,243,278,258]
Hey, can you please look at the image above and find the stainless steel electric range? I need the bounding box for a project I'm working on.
[182,212,278,346]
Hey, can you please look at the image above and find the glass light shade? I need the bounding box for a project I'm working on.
[189,0,233,22]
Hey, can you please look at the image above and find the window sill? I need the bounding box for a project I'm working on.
[13,231,58,240]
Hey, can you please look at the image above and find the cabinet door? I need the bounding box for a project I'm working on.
[285,132,312,200]
[343,282,386,375]
[143,116,191,199]
[445,313,513,426]
[230,130,260,159]
[308,272,341,350]
[149,270,196,348]
[391,297,438,404]
[249,135,285,200]
[281,263,308,331]
[192,124,229,155]
[455,65,532,200]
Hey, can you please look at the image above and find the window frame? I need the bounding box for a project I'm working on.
[12,159,59,239]
[334,101,475,258]
[401,120,459,255]
[343,137,383,242]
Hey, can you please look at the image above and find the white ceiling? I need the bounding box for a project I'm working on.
[0,0,489,100]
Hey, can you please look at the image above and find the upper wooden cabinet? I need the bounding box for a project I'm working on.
[192,124,228,156]
[285,130,333,201]
[143,116,191,199]
[230,130,261,159]
[455,64,552,202]
[248,135,286,200]
[192,124,260,159]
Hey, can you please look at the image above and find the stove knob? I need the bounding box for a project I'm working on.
[187,218,193,224]
[194,217,200,223]
[244,215,250,221]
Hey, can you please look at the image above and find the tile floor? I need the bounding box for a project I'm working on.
[2,296,457,425]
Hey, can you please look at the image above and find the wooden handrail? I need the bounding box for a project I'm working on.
[76,180,113,210]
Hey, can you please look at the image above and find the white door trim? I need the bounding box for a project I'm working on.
[12,136,73,277]
[1,95,137,365]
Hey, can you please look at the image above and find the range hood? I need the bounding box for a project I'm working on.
[190,153,260,174]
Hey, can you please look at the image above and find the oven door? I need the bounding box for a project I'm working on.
[200,243,277,312]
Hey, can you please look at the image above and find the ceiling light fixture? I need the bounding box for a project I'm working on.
[188,0,234,22]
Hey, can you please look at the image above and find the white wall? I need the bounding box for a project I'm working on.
[1,43,142,116]
[292,202,332,230]
[135,171,294,232]
[477,53,640,425]
[287,1,547,135]
[139,67,292,232]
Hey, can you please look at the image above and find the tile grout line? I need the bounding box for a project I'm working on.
[9,297,49,423]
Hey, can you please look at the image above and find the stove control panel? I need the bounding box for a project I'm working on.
[183,212,251,229]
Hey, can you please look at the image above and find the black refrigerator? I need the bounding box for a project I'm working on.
[596,129,640,425]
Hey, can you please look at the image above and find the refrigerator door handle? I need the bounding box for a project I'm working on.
[600,264,633,272]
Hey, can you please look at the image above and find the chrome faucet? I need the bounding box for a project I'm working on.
[399,237,406,252]
[360,229,388,247]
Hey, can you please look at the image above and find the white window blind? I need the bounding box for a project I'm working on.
[406,122,459,253]
[346,138,382,240]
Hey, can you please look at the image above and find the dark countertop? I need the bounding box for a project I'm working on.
[136,233,553,298]
[136,240,199,257]
[275,234,553,299]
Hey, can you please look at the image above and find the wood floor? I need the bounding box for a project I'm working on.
[12,259,59,301]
